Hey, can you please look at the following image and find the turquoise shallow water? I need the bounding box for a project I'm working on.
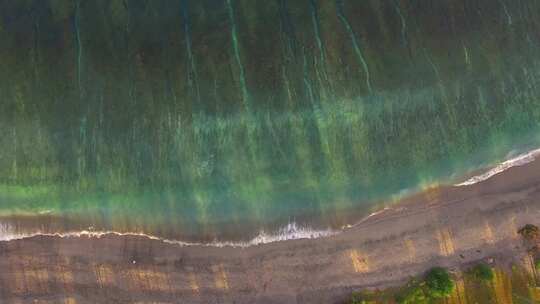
[1,0,540,241]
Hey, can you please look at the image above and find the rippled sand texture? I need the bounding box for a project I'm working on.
[1,0,540,239]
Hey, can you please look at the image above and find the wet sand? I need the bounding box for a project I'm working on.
[0,159,539,303]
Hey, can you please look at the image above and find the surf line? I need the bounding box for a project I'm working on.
[0,222,338,248]
[455,148,540,187]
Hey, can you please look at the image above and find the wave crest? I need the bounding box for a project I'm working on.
[455,148,540,187]
[0,221,337,248]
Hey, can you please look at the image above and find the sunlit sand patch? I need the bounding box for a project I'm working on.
[446,275,466,304]
[64,297,77,304]
[8,255,54,294]
[212,264,229,291]
[482,221,496,244]
[455,277,467,304]
[146,270,170,292]
[126,269,169,292]
[35,268,50,293]
[93,264,115,287]
[509,215,519,239]
[21,268,49,294]
[493,269,514,304]
[189,272,200,294]
[404,238,416,262]
[348,249,370,273]
[7,254,26,295]
[56,268,74,293]
[12,269,26,295]
[258,261,274,292]
[522,254,537,278]
[423,186,442,204]
[436,228,455,256]
[528,283,540,302]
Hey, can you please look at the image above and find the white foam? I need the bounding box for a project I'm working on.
[455,148,540,187]
[0,221,338,248]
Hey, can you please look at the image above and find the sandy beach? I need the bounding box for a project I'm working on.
[0,157,538,303]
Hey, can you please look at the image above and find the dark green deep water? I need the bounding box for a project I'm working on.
[1,0,540,240]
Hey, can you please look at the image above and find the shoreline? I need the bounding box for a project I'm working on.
[0,153,539,303]
[454,147,540,187]
[0,145,538,247]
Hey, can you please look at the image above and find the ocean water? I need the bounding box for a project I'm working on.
[1,0,540,242]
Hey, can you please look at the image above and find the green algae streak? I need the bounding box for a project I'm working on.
[1,0,540,238]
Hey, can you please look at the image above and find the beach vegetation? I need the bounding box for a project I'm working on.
[518,224,539,240]
[395,282,428,304]
[351,265,539,303]
[469,263,494,282]
[347,292,376,304]
[395,268,455,303]
[348,293,367,304]
[425,267,455,298]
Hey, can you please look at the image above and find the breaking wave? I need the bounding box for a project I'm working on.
[0,221,338,248]
[455,148,540,187]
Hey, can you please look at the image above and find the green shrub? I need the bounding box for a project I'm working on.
[349,293,367,304]
[425,267,455,298]
[395,284,428,304]
[535,259,540,271]
[518,224,539,240]
[470,263,494,282]
[352,267,456,303]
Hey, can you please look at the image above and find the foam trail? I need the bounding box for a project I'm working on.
[226,0,250,110]
[336,0,373,94]
[392,0,408,48]
[74,0,83,97]
[182,0,201,105]
[455,148,540,187]
[0,221,337,248]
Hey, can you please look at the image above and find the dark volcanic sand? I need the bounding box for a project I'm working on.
[0,159,539,304]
